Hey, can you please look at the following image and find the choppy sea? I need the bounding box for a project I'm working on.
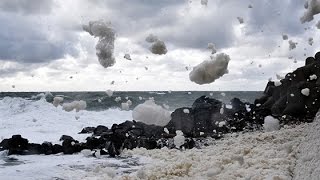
[0,91,262,111]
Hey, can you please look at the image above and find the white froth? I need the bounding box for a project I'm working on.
[263,116,280,132]
[189,53,230,85]
[132,100,171,126]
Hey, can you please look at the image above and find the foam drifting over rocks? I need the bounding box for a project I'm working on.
[132,100,171,126]
[189,53,230,85]
[83,20,116,68]
[207,43,217,54]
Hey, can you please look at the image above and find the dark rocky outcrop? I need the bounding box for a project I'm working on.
[255,53,320,120]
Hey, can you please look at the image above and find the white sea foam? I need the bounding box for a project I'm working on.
[0,97,130,144]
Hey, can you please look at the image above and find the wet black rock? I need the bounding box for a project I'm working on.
[59,135,75,142]
[166,107,194,136]
[256,52,320,120]
[61,139,81,154]
[6,135,29,155]
[79,127,95,134]
[93,125,109,136]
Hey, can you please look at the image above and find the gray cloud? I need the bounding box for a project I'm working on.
[246,0,306,35]
[0,12,79,63]
[0,0,54,15]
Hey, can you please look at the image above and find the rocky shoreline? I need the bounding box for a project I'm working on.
[1,52,320,157]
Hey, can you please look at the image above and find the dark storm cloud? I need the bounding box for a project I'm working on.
[0,0,309,65]
[0,0,54,14]
[246,0,306,35]
[91,0,238,49]
[0,12,79,63]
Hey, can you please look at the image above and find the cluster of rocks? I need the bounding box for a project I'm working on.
[1,52,320,157]
[255,52,320,121]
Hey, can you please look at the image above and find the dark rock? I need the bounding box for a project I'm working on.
[84,136,104,150]
[192,96,222,135]
[52,144,63,154]
[26,143,42,155]
[135,122,164,139]
[230,98,246,112]
[62,139,80,154]
[166,107,194,136]
[93,125,109,136]
[252,52,320,122]
[7,135,29,155]
[306,57,316,65]
[282,86,306,116]
[271,95,287,116]
[105,141,120,157]
[79,127,95,134]
[192,96,222,110]
[0,138,9,151]
[315,51,320,61]
[59,135,75,142]
[41,142,53,155]
[184,138,195,149]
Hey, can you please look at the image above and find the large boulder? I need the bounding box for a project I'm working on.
[192,96,222,135]
[255,52,320,120]
[166,107,194,136]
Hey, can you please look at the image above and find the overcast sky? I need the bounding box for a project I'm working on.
[0,0,319,91]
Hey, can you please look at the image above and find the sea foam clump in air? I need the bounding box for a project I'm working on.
[263,116,280,132]
[300,0,320,23]
[62,100,87,112]
[301,88,310,96]
[124,53,131,60]
[145,34,167,55]
[149,40,167,55]
[145,34,158,43]
[207,43,217,54]
[282,34,288,40]
[132,100,171,126]
[83,20,116,68]
[189,53,230,85]
[308,37,314,46]
[237,17,244,24]
[201,0,208,6]
[288,40,298,50]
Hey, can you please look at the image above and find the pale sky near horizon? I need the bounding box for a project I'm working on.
[0,0,319,91]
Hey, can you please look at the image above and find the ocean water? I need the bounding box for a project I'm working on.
[0,91,262,111]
